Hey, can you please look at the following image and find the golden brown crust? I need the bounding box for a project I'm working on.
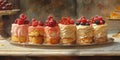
[11,36,27,43]
[77,37,93,45]
[44,37,60,45]
[11,36,19,42]
[19,36,27,43]
[94,36,107,44]
[29,36,43,44]
[110,12,120,19]
[60,38,76,45]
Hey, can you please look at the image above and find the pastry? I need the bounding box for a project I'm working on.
[91,16,108,44]
[11,14,29,43]
[59,17,76,45]
[28,19,44,44]
[44,16,60,45]
[76,16,94,45]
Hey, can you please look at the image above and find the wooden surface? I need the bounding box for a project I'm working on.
[0,32,119,56]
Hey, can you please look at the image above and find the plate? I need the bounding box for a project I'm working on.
[10,38,114,47]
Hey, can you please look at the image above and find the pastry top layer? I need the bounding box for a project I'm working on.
[76,25,94,38]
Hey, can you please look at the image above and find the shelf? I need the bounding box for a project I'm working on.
[108,19,120,21]
[0,9,20,16]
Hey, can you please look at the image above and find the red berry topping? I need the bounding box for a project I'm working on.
[77,16,87,25]
[100,20,105,24]
[45,16,57,27]
[19,14,27,20]
[17,20,24,25]
[38,20,44,26]
[81,19,87,23]
[14,18,19,24]
[93,16,105,25]
[98,16,103,20]
[70,20,74,24]
[32,18,36,22]
[48,15,53,20]
[32,20,38,27]
[80,16,86,20]
[24,20,29,24]
[59,17,74,25]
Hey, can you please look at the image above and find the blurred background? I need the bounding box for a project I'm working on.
[9,0,120,20]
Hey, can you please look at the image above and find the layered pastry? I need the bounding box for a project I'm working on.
[76,17,94,45]
[44,16,60,45]
[110,12,120,19]
[28,19,44,44]
[59,17,76,45]
[115,6,120,12]
[91,16,108,44]
[110,6,120,19]
[11,14,29,43]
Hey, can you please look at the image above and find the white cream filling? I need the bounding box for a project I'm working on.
[58,24,76,39]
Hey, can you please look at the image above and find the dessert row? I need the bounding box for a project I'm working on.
[11,14,107,45]
[0,0,13,10]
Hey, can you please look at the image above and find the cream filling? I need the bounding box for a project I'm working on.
[76,25,94,39]
[11,24,18,36]
[92,24,108,38]
[58,24,76,39]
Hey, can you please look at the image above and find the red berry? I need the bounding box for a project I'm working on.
[60,17,72,25]
[80,16,86,20]
[81,19,87,23]
[24,20,29,24]
[19,14,27,20]
[38,20,44,26]
[32,21,38,27]
[89,20,93,24]
[67,17,71,21]
[48,15,53,20]
[94,17,99,21]
[99,20,102,24]
[100,20,105,24]
[17,20,24,25]
[98,16,103,20]
[45,17,57,27]
[14,18,19,24]
[49,19,57,27]
[70,20,74,24]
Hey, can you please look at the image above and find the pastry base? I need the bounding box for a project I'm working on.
[60,38,76,45]
[29,36,43,44]
[11,36,27,43]
[44,37,59,45]
[77,37,93,45]
[94,37,107,44]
